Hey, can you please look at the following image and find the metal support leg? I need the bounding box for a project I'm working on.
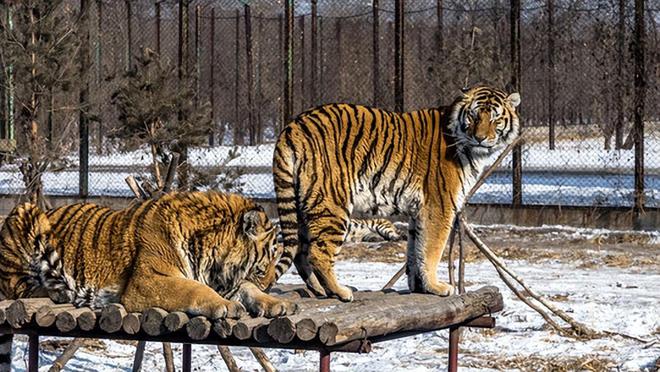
[448,326,459,372]
[320,349,330,372]
[182,343,192,372]
[131,341,146,372]
[28,334,39,372]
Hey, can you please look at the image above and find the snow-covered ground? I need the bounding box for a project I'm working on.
[8,230,659,371]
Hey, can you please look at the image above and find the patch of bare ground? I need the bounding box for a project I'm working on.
[338,224,659,272]
[40,338,107,353]
[463,353,616,371]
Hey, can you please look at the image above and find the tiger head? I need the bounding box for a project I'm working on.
[240,207,281,291]
[448,86,521,156]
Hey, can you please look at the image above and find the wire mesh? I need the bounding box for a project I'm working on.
[0,0,656,209]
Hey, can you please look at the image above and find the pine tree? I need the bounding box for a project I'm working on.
[0,0,82,209]
[110,48,220,190]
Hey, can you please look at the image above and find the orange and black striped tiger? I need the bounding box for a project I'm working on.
[0,191,297,371]
[0,191,296,315]
[272,86,520,301]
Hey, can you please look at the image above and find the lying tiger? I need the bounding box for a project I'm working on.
[0,191,297,319]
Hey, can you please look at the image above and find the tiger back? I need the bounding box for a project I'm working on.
[272,86,520,301]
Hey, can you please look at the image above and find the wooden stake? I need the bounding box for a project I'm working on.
[217,346,240,372]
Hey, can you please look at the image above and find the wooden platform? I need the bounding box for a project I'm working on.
[0,285,503,370]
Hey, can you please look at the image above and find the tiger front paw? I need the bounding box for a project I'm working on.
[249,299,299,318]
[332,284,354,302]
[209,300,246,319]
[424,281,454,297]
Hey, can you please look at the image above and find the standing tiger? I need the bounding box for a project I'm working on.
[273,86,520,301]
[0,191,297,317]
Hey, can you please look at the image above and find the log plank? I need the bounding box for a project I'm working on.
[141,307,168,336]
[0,299,13,325]
[186,316,211,340]
[319,286,503,346]
[7,298,54,328]
[266,290,400,343]
[78,310,99,331]
[55,307,94,332]
[163,311,189,333]
[213,319,235,338]
[99,304,127,333]
[122,312,142,335]
[35,303,76,327]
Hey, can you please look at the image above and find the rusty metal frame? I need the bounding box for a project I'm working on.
[15,316,495,372]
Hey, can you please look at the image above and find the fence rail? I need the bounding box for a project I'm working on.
[0,0,657,212]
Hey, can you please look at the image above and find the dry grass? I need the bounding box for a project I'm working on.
[464,353,616,371]
[339,225,659,276]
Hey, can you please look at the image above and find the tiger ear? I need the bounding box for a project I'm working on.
[507,92,521,108]
[243,209,272,240]
[460,87,471,95]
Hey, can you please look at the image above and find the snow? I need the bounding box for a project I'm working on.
[2,134,658,207]
[8,252,659,371]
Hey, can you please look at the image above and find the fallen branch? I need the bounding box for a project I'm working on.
[48,338,84,372]
[217,346,241,372]
[250,347,277,372]
[460,215,597,336]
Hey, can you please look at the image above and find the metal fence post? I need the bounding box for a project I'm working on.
[510,0,522,206]
[244,3,255,145]
[436,0,444,52]
[194,5,201,110]
[155,1,161,54]
[3,4,14,141]
[615,0,625,149]
[95,0,103,155]
[335,18,342,99]
[177,0,190,187]
[79,0,90,199]
[299,15,306,111]
[256,12,264,144]
[209,7,216,146]
[633,0,646,227]
[311,0,318,105]
[319,17,324,103]
[234,9,242,145]
[547,0,555,150]
[283,0,294,130]
[394,0,404,112]
[372,0,380,107]
[125,0,132,72]
[279,13,284,130]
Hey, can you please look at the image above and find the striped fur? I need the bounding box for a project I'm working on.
[0,191,296,314]
[345,218,403,242]
[273,86,520,301]
[0,191,297,368]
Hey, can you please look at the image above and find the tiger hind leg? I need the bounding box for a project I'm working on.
[306,216,353,302]
[294,253,327,297]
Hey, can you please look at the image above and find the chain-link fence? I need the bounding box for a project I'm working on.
[0,0,657,209]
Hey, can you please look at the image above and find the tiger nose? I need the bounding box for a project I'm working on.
[474,134,487,143]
